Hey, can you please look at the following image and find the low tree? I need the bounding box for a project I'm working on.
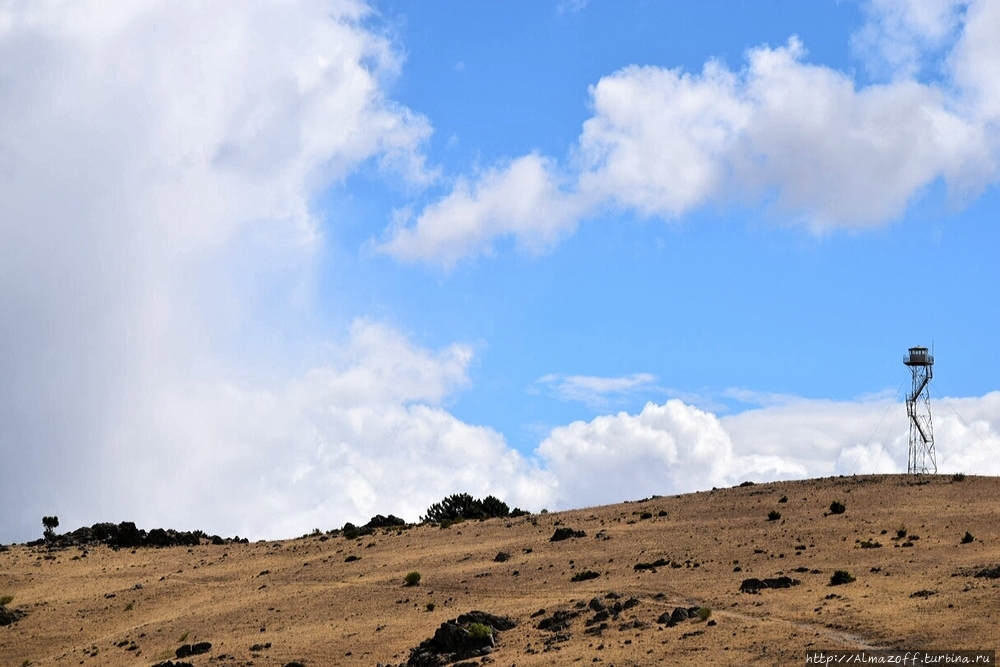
[42,516,59,541]
[422,493,512,523]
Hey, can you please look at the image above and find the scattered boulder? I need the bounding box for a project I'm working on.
[740,576,800,593]
[399,611,516,667]
[550,527,586,541]
[493,551,511,563]
[974,565,1000,579]
[0,605,26,626]
[152,662,194,667]
[31,521,204,550]
[175,641,211,658]
[537,609,580,632]
[366,514,407,529]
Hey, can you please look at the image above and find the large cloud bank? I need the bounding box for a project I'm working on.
[2,2,999,544]
[380,0,1000,267]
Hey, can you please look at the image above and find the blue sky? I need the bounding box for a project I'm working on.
[1,0,998,543]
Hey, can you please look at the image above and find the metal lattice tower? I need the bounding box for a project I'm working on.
[904,346,936,474]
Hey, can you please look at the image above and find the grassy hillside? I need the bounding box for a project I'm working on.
[2,474,998,666]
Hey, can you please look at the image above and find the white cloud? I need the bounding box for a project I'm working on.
[536,372,658,408]
[0,0,440,541]
[533,392,1000,511]
[378,153,590,268]
[382,4,999,266]
[109,320,556,538]
[852,0,967,79]
[535,399,807,509]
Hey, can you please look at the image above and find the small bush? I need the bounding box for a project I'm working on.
[830,570,855,586]
[639,511,653,520]
[767,510,782,521]
[0,595,13,605]
[404,571,422,587]
[952,472,966,482]
[657,510,668,517]
[124,601,134,611]
[829,501,846,515]
[962,531,975,544]
[859,540,882,549]
[426,602,435,612]
[697,607,712,621]
[778,495,788,503]
[570,570,600,582]
[467,622,493,639]
[896,526,907,539]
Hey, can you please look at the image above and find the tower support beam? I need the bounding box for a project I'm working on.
[904,346,936,474]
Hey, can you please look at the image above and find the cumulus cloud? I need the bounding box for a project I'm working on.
[381,0,999,266]
[535,372,658,408]
[111,320,556,539]
[0,0,443,542]
[378,154,590,268]
[532,392,1000,511]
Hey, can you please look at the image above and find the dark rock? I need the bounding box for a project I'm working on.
[283,663,306,667]
[455,611,516,631]
[740,576,799,593]
[530,609,546,618]
[588,597,605,612]
[152,662,194,667]
[366,514,407,529]
[974,565,1000,579]
[549,527,586,541]
[537,609,579,632]
[623,597,640,609]
[402,611,515,667]
[0,605,26,626]
[146,528,173,547]
[656,612,672,624]
[115,522,143,548]
[670,607,690,625]
[175,644,193,658]
[493,551,511,563]
[191,641,212,655]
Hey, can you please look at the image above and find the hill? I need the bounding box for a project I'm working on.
[2,474,998,666]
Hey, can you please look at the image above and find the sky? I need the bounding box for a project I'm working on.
[1,0,998,544]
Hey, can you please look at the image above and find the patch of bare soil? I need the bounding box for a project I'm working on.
[2,474,999,666]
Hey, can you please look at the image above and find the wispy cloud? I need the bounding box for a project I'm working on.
[535,372,658,407]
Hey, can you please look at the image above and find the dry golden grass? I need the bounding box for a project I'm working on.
[2,474,999,666]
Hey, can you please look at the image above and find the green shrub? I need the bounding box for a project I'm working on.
[896,526,907,539]
[962,531,975,544]
[829,501,846,515]
[830,570,855,586]
[467,622,493,639]
[778,495,788,503]
[570,570,600,582]
[952,472,966,482]
[767,510,781,521]
[697,607,712,621]
[404,571,422,587]
[859,540,882,549]
[422,493,510,523]
[0,595,13,605]
[426,602,435,612]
